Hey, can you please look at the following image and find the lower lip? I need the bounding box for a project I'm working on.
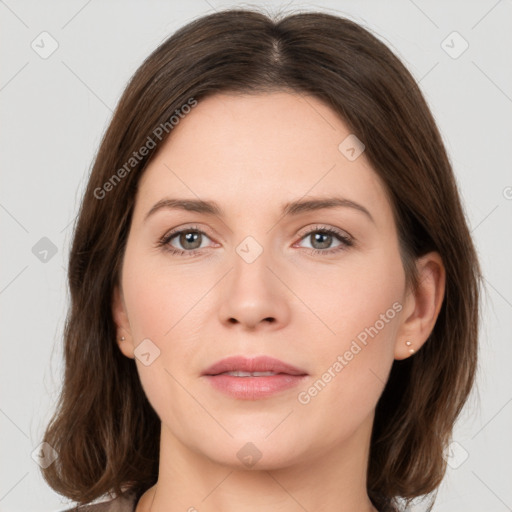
[204,374,307,400]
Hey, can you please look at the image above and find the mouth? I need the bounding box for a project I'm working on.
[201,356,308,400]
[214,370,287,377]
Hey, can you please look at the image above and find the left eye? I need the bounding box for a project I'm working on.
[296,229,346,251]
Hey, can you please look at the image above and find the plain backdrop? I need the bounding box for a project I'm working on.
[1,1,511,511]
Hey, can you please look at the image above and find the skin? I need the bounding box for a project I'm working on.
[112,92,445,512]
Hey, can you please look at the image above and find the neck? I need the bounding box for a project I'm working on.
[136,414,378,512]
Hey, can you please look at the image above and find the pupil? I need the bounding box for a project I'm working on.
[181,232,201,249]
[313,232,331,249]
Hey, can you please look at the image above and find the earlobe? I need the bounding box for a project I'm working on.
[112,284,135,359]
[394,251,446,360]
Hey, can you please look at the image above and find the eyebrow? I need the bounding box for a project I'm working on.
[144,196,375,224]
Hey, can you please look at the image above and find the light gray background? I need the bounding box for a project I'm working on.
[1,1,511,511]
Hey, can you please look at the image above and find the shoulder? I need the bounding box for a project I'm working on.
[58,490,139,512]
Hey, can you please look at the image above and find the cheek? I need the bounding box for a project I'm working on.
[292,247,403,427]
[122,245,204,340]
[294,304,400,448]
[121,248,211,410]
[293,243,404,349]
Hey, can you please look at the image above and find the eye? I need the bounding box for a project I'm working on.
[157,225,215,256]
[295,225,353,255]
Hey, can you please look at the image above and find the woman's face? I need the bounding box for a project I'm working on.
[114,92,412,469]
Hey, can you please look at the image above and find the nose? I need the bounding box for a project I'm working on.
[217,246,291,330]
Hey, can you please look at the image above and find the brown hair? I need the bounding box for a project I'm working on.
[41,8,481,512]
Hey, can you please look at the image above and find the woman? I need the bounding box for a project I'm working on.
[41,8,481,512]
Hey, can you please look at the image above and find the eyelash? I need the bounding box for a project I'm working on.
[156,224,354,257]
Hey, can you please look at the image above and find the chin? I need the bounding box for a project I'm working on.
[199,436,306,471]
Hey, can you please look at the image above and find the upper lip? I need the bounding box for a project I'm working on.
[202,356,308,376]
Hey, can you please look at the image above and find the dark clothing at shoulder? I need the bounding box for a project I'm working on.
[59,491,138,512]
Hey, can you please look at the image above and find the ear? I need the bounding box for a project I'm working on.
[395,251,446,360]
[112,283,135,359]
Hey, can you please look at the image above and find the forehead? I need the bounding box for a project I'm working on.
[135,92,392,225]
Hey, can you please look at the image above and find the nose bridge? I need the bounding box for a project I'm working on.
[235,233,267,266]
[231,233,275,303]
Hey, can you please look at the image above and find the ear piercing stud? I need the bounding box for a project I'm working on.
[406,340,415,354]
[120,336,125,342]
